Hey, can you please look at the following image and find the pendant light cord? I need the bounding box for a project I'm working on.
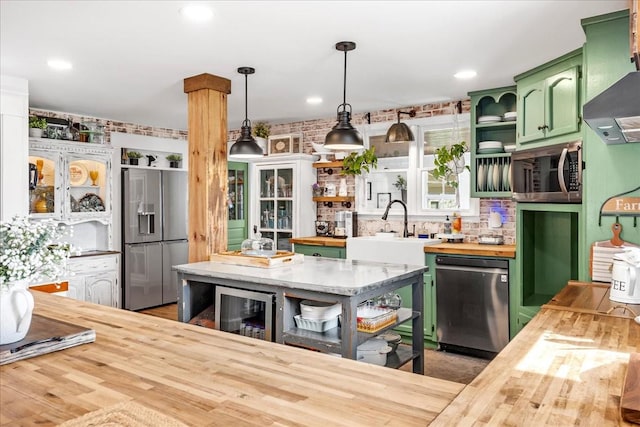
[342,49,347,107]
[243,73,250,127]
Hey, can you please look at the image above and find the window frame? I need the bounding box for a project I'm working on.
[355,113,479,219]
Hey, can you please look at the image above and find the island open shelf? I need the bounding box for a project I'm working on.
[174,257,426,374]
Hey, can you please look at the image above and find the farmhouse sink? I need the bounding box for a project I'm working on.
[346,236,441,266]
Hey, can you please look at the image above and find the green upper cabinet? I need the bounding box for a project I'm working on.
[227,161,248,251]
[515,49,582,147]
[468,86,516,198]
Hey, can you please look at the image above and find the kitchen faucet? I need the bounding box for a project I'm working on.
[381,199,412,238]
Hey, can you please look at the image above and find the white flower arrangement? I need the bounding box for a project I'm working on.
[0,216,73,288]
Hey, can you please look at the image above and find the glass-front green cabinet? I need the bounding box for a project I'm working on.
[227,161,248,251]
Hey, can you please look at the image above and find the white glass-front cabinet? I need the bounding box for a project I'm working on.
[249,155,316,251]
[28,138,112,221]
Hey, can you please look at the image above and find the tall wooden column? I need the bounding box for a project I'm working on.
[184,73,232,262]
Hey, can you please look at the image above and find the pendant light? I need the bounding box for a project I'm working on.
[229,67,264,159]
[324,41,364,151]
[385,110,416,143]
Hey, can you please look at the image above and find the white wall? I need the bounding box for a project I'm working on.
[109,132,188,251]
[0,75,29,220]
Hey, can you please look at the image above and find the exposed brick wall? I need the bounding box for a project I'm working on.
[33,98,515,244]
[29,108,188,143]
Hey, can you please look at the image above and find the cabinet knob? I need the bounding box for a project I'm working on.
[312,253,322,257]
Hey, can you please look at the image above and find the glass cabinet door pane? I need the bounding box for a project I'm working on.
[28,153,58,216]
[260,169,275,198]
[68,155,108,216]
[276,168,293,198]
[276,232,292,252]
[259,200,275,229]
[228,169,245,221]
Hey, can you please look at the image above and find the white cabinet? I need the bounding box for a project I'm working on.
[67,254,120,308]
[249,155,316,251]
[28,138,113,222]
[0,75,29,220]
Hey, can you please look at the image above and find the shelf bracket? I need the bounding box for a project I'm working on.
[323,201,334,208]
[341,201,352,208]
[322,168,334,175]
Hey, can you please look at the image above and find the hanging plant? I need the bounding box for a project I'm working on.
[340,147,378,176]
[432,141,470,188]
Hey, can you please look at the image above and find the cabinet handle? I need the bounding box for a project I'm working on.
[312,253,322,257]
[537,125,549,131]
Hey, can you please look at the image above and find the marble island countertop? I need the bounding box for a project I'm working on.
[174,256,426,296]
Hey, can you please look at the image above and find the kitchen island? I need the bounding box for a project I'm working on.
[0,291,461,426]
[431,281,639,426]
[174,257,426,372]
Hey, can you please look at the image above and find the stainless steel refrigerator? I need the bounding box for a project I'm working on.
[122,169,188,310]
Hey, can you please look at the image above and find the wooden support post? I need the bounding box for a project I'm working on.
[184,73,232,262]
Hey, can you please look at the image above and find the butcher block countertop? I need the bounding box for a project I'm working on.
[432,281,639,426]
[289,236,347,247]
[424,242,516,258]
[0,291,462,426]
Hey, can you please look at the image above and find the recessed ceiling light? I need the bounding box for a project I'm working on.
[306,97,323,105]
[180,4,214,21]
[454,70,477,79]
[47,59,72,71]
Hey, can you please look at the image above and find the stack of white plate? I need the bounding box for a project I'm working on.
[503,111,517,122]
[503,144,516,153]
[478,140,504,154]
[478,115,502,124]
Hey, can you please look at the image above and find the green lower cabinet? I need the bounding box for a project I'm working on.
[395,272,436,348]
[293,244,345,259]
[515,306,540,334]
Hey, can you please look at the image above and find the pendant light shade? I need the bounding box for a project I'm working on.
[229,67,264,159]
[324,41,363,151]
[385,110,416,143]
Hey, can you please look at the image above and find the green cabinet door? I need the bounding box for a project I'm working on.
[545,67,580,139]
[293,244,345,259]
[518,81,546,143]
[227,161,248,251]
[515,49,582,147]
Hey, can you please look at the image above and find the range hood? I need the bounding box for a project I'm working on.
[583,71,640,144]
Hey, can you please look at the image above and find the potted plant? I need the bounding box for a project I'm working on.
[126,151,142,165]
[432,141,470,207]
[0,216,72,344]
[166,154,182,168]
[29,116,48,138]
[253,122,270,155]
[393,175,407,203]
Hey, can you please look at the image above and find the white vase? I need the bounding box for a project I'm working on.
[338,178,348,197]
[255,137,267,155]
[0,280,34,345]
[29,128,43,138]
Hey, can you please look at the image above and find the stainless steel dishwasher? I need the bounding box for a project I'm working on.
[435,255,509,358]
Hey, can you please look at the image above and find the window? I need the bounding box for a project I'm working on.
[356,113,478,218]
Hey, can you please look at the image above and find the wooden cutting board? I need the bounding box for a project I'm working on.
[622,353,640,424]
[209,250,304,268]
[0,314,95,365]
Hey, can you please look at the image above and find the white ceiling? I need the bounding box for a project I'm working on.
[0,1,629,131]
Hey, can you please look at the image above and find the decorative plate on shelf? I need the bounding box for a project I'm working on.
[78,193,105,212]
[69,162,88,186]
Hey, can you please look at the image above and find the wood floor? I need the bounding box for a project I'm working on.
[138,303,490,384]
